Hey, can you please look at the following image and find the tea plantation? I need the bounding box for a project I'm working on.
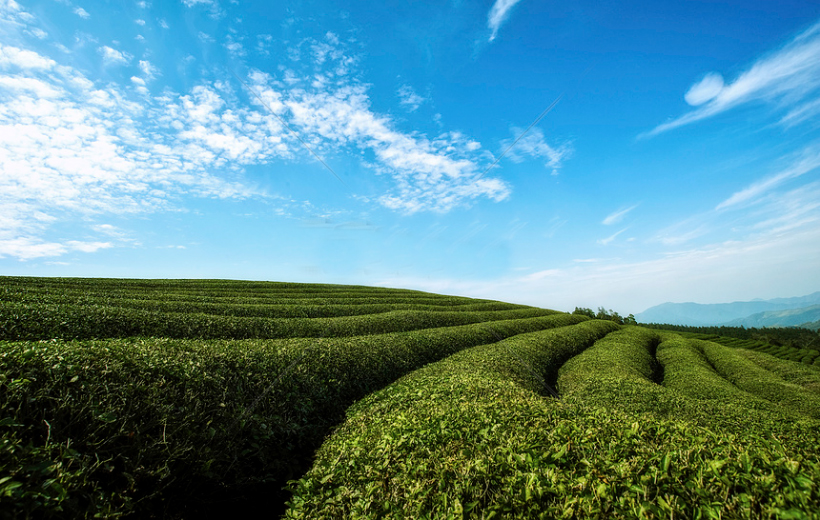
[1,277,819,519]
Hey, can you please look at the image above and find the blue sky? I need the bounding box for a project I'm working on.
[1,0,820,313]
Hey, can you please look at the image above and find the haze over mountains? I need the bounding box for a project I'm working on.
[636,292,820,329]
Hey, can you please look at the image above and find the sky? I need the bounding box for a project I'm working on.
[1,0,820,314]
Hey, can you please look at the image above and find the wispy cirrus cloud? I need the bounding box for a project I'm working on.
[597,228,628,245]
[645,19,820,137]
[716,145,820,210]
[503,126,572,175]
[244,34,510,213]
[602,204,638,225]
[397,85,426,112]
[1,28,512,260]
[98,45,131,65]
[382,214,820,314]
[487,0,524,42]
[650,143,820,249]
[0,42,266,260]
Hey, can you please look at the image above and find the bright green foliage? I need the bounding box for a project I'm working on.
[737,348,820,391]
[655,335,779,413]
[699,340,820,419]
[0,306,579,518]
[0,300,561,341]
[643,324,820,365]
[557,326,662,394]
[4,277,820,519]
[287,324,820,519]
[285,319,620,519]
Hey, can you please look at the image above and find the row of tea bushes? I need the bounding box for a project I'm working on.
[0,303,558,341]
[0,312,585,518]
[286,326,820,518]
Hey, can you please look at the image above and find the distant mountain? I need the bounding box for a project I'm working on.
[722,304,820,329]
[636,292,820,326]
[801,320,820,331]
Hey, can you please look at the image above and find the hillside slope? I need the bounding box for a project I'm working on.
[723,303,820,328]
[2,277,819,519]
[636,291,820,325]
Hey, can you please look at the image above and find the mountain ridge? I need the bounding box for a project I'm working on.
[636,292,820,326]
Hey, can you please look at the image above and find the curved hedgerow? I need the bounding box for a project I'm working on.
[559,329,820,436]
[655,335,782,413]
[4,278,820,519]
[0,312,583,519]
[0,302,557,341]
[286,324,820,519]
[0,296,527,319]
[737,348,820,391]
[699,340,820,419]
[284,319,620,519]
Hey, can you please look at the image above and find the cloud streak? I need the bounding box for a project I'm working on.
[487,0,524,42]
[503,126,572,175]
[397,85,426,112]
[716,146,820,210]
[602,205,638,225]
[646,20,820,137]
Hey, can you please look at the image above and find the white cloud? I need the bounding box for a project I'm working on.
[159,19,169,29]
[780,97,820,127]
[135,18,145,26]
[27,27,47,40]
[716,146,820,210]
[225,37,245,57]
[0,45,55,70]
[488,0,524,42]
[0,45,264,261]
[397,85,426,112]
[684,72,724,106]
[256,34,273,55]
[602,204,638,225]
[0,237,112,260]
[597,228,627,245]
[74,7,90,19]
[647,20,820,136]
[138,59,159,80]
[99,45,131,65]
[244,39,510,213]
[64,240,113,253]
[0,32,515,261]
[503,126,572,175]
[181,0,223,19]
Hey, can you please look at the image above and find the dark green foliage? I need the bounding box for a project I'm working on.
[287,325,820,519]
[572,306,631,325]
[285,320,620,518]
[643,322,820,353]
[0,281,579,519]
[0,301,559,341]
[699,340,820,419]
[4,277,820,519]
